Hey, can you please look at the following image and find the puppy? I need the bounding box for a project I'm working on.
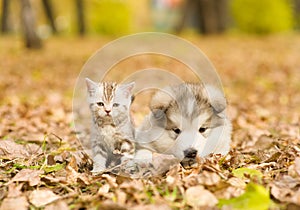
[136,83,231,168]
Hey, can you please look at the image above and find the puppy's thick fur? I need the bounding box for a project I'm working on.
[136,83,231,162]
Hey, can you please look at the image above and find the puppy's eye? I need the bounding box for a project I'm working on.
[199,127,207,133]
[113,103,119,107]
[97,102,104,106]
[173,128,181,134]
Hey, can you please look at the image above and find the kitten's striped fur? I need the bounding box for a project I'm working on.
[85,78,135,172]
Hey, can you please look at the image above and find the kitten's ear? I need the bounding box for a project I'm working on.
[119,82,135,98]
[85,78,98,96]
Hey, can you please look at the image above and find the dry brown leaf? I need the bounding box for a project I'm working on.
[98,201,127,210]
[130,204,172,210]
[120,179,144,192]
[275,175,300,189]
[102,173,118,188]
[152,153,179,175]
[98,184,110,195]
[44,200,69,210]
[291,188,300,205]
[183,174,198,187]
[116,190,127,206]
[253,135,274,151]
[198,171,221,186]
[42,174,67,184]
[10,169,43,186]
[66,155,79,184]
[0,140,42,159]
[29,189,60,207]
[65,158,90,185]
[288,157,300,178]
[271,184,293,203]
[165,165,181,186]
[227,177,246,188]
[0,196,29,210]
[6,183,23,198]
[185,186,218,207]
[216,186,245,199]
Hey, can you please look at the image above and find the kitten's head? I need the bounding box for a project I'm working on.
[85,78,135,121]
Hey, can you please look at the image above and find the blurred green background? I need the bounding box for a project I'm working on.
[1,0,300,48]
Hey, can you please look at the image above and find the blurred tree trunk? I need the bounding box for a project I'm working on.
[294,0,300,12]
[175,0,198,33]
[42,0,57,34]
[199,0,218,33]
[176,0,229,34]
[294,0,300,28]
[75,0,85,36]
[21,0,42,49]
[1,0,10,33]
[199,0,228,33]
[215,0,229,32]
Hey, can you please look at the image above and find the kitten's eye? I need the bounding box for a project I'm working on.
[199,127,208,133]
[173,128,181,134]
[97,102,104,106]
[113,103,119,107]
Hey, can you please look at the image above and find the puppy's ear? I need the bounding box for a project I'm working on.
[150,90,173,114]
[205,85,227,113]
[151,108,166,120]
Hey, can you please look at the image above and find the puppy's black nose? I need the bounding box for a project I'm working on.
[184,148,197,158]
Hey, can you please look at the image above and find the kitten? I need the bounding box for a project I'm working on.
[85,78,135,173]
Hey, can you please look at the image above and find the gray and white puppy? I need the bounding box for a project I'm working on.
[136,83,231,168]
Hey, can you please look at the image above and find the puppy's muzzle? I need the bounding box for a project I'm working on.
[180,148,198,169]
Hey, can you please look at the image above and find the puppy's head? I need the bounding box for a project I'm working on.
[149,83,227,167]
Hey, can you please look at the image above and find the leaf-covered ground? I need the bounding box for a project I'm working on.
[0,35,299,210]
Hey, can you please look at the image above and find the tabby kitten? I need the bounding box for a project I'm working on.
[85,78,135,173]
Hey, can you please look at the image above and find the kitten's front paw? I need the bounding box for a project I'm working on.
[114,139,135,158]
[91,154,107,174]
[91,165,105,174]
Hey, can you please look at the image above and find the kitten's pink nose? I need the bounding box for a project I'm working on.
[105,110,111,114]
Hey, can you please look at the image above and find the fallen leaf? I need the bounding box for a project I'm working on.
[0,140,42,160]
[116,190,127,206]
[0,196,29,210]
[198,171,221,186]
[6,183,23,198]
[227,177,246,188]
[131,204,172,210]
[29,189,60,207]
[66,155,79,184]
[253,135,274,151]
[185,186,218,207]
[274,175,300,189]
[288,157,300,178]
[271,184,293,203]
[11,169,43,186]
[97,201,127,210]
[232,168,263,181]
[44,200,69,210]
[152,153,179,175]
[291,188,300,205]
[98,184,110,195]
[219,183,272,210]
[43,163,65,173]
